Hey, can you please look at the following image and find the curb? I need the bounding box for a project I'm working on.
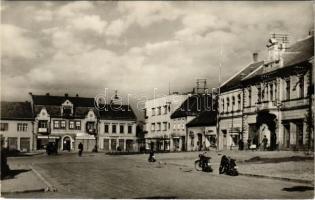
[30,165,57,192]
[239,173,314,184]
[1,188,45,195]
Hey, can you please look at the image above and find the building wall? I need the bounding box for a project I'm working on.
[187,126,217,151]
[0,120,33,152]
[98,119,137,151]
[144,94,187,151]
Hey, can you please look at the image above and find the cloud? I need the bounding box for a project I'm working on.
[1,24,40,59]
[57,1,94,18]
[105,19,127,37]
[70,15,107,34]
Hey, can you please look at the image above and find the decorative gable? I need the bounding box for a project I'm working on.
[86,109,96,121]
[37,107,50,120]
[61,100,73,117]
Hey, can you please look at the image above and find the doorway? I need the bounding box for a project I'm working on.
[197,134,202,151]
[63,137,71,151]
[222,130,227,150]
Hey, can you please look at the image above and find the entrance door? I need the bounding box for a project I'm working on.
[103,139,109,151]
[248,124,258,146]
[181,136,186,151]
[197,134,202,151]
[20,138,30,152]
[111,139,116,151]
[63,137,71,151]
[283,123,290,148]
[296,122,304,148]
[222,130,227,150]
[126,140,133,152]
[7,137,17,150]
[118,139,124,151]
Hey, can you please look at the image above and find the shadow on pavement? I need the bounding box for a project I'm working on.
[135,196,177,199]
[1,169,31,180]
[244,156,314,163]
[282,186,314,192]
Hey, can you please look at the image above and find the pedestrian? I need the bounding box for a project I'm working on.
[262,135,268,151]
[238,139,244,150]
[78,142,83,156]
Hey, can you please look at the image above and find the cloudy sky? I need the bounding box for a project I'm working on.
[1,1,313,105]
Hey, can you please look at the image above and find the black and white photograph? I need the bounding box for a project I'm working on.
[0,1,314,199]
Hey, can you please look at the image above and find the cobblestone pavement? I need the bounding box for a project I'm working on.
[3,151,314,199]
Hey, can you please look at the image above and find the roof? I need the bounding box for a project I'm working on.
[98,105,137,121]
[1,101,33,120]
[170,94,212,119]
[220,61,264,92]
[186,111,217,127]
[242,36,314,81]
[31,94,95,107]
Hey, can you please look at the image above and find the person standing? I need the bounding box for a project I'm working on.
[78,142,83,156]
[262,135,268,151]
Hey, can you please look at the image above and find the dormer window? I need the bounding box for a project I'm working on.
[61,100,73,117]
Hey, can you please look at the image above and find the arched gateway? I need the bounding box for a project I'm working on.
[256,111,277,150]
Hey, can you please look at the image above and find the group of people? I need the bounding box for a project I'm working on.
[246,135,269,151]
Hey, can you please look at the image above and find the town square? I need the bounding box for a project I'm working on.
[1,1,314,199]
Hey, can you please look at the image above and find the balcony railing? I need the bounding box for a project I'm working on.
[256,101,277,111]
[38,128,48,133]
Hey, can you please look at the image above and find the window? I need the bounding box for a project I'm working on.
[0,123,8,131]
[257,85,262,103]
[112,124,117,133]
[232,96,235,106]
[120,125,124,134]
[60,121,66,129]
[299,76,304,98]
[248,87,252,106]
[128,125,132,134]
[221,99,225,113]
[157,123,161,131]
[157,107,161,115]
[152,108,155,116]
[168,123,170,130]
[237,94,241,110]
[163,122,167,131]
[286,79,290,100]
[69,121,75,129]
[17,123,28,132]
[270,84,274,101]
[75,121,81,130]
[104,124,109,133]
[151,123,155,131]
[38,121,48,128]
[62,105,73,116]
[54,121,60,129]
[164,105,167,114]
[226,97,230,111]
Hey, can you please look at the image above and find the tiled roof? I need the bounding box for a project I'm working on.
[98,104,137,121]
[220,61,264,92]
[170,94,212,119]
[31,94,95,107]
[1,101,33,120]
[186,111,217,127]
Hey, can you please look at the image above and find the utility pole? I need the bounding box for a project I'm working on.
[216,44,222,151]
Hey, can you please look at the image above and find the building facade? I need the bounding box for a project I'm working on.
[186,111,217,151]
[170,94,213,151]
[218,34,314,151]
[0,102,34,152]
[144,94,187,151]
[30,93,138,152]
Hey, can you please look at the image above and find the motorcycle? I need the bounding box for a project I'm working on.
[148,150,156,162]
[219,155,238,176]
[194,153,213,172]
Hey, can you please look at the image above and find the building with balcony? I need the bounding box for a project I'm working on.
[0,101,34,152]
[170,93,213,151]
[31,93,99,152]
[218,33,314,151]
[144,94,187,151]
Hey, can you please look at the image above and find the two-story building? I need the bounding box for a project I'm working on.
[144,93,187,151]
[170,93,213,151]
[98,104,137,152]
[31,93,99,152]
[0,101,34,152]
[218,33,314,151]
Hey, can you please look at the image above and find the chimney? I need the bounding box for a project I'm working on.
[46,93,50,96]
[252,53,258,62]
[65,93,68,97]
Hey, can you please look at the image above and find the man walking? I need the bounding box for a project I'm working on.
[78,142,83,156]
[262,135,268,151]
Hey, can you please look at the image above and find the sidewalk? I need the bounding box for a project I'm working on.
[1,165,49,195]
